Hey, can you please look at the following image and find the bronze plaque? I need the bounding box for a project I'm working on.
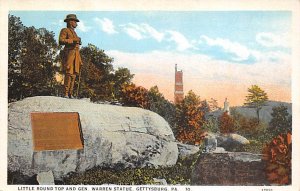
[31,112,84,151]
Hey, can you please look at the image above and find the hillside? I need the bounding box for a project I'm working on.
[207,101,292,123]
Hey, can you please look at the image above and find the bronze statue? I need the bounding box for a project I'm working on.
[59,14,83,98]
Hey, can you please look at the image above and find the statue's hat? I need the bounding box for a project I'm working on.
[64,14,80,22]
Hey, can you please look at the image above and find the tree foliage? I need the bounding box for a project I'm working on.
[148,86,176,130]
[78,44,114,101]
[218,111,235,134]
[269,105,292,137]
[120,83,150,109]
[8,15,60,102]
[176,90,206,144]
[244,85,268,123]
[262,133,291,185]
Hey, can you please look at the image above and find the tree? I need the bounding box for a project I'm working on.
[8,15,24,101]
[120,83,150,109]
[8,14,60,101]
[176,90,206,144]
[219,111,235,134]
[112,67,134,100]
[148,86,176,130]
[208,98,220,111]
[79,44,114,101]
[269,105,292,136]
[20,27,59,97]
[244,85,268,124]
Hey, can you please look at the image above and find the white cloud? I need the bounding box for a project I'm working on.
[123,27,145,40]
[94,17,118,34]
[77,20,92,32]
[256,32,290,48]
[121,23,164,42]
[167,30,194,51]
[201,35,251,61]
[141,24,164,42]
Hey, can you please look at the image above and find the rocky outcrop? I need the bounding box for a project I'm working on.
[177,143,199,158]
[191,152,269,185]
[217,133,250,150]
[8,96,178,180]
[204,133,249,152]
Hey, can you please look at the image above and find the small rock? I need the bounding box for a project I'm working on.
[204,133,217,152]
[212,147,226,153]
[153,178,168,185]
[177,142,199,158]
[36,171,55,185]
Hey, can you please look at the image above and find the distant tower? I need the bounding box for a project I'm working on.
[174,64,184,104]
[223,98,230,115]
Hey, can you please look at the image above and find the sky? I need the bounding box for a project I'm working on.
[10,11,292,106]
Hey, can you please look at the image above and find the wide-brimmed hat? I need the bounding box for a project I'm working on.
[64,14,80,22]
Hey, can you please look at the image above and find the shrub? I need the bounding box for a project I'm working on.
[218,111,235,134]
[62,151,202,185]
[262,133,291,185]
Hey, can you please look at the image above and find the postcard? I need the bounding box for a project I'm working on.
[1,0,300,191]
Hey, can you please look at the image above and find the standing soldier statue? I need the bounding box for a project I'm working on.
[59,14,83,98]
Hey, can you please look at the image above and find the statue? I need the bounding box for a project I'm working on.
[59,14,83,98]
[224,98,230,115]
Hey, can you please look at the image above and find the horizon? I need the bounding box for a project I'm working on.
[9,11,292,106]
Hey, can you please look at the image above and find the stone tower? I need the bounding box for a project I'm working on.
[174,64,184,104]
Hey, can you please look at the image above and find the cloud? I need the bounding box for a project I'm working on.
[121,23,164,42]
[256,32,290,48]
[141,24,164,42]
[167,30,194,51]
[94,17,118,34]
[123,26,145,40]
[200,35,251,61]
[77,20,92,32]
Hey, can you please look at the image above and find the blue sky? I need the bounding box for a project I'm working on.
[10,11,292,105]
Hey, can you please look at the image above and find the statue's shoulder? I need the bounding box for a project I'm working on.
[60,28,69,32]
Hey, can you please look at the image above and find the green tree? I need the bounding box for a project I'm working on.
[269,105,292,136]
[244,85,268,124]
[8,15,24,101]
[148,86,176,130]
[112,67,134,100]
[21,27,59,97]
[8,14,59,101]
[79,44,114,101]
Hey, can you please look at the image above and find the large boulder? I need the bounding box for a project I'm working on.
[204,133,249,152]
[8,96,178,180]
[217,133,250,150]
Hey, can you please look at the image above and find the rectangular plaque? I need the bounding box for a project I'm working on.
[31,112,84,151]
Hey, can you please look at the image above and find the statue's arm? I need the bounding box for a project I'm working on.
[59,28,73,45]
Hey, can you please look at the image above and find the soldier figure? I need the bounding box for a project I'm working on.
[59,14,83,98]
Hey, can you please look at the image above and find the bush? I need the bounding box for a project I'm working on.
[262,133,291,185]
[218,111,235,134]
[202,117,219,133]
